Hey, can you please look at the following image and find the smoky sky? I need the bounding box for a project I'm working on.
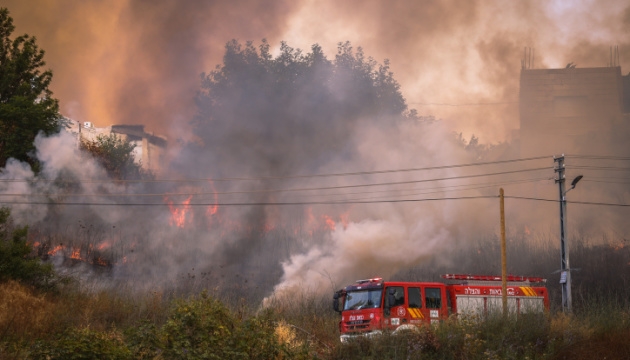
[2,0,630,299]
[4,0,630,143]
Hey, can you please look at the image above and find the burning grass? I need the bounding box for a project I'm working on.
[1,224,629,358]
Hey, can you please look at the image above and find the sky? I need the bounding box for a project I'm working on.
[5,0,630,143]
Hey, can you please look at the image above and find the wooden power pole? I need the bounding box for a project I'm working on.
[500,188,508,317]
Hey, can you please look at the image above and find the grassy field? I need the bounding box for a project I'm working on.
[1,279,629,359]
[1,232,629,359]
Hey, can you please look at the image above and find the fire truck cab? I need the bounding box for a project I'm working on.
[333,275,548,342]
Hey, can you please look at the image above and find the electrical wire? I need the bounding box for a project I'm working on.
[315,177,551,202]
[2,191,627,208]
[569,166,630,171]
[0,156,552,184]
[566,155,630,161]
[504,196,630,207]
[583,179,630,185]
[0,196,497,207]
[0,167,552,198]
[409,101,517,106]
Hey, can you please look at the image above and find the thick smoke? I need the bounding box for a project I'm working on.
[5,0,629,142]
[3,0,299,135]
[1,1,630,301]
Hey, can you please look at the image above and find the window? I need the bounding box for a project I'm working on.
[446,289,452,314]
[385,286,405,307]
[343,289,383,310]
[425,287,442,309]
[408,287,422,308]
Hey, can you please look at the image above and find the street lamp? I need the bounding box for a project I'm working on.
[555,155,583,313]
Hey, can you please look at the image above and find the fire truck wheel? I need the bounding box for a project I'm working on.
[393,324,420,335]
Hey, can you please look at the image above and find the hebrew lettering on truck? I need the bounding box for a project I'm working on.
[333,274,548,342]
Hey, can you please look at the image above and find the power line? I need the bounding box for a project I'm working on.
[0,167,552,198]
[409,101,517,106]
[566,155,630,161]
[0,156,552,184]
[4,195,628,207]
[504,196,630,207]
[569,166,630,171]
[326,177,551,202]
[583,179,630,185]
[0,196,497,207]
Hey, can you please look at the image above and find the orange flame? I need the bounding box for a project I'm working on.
[48,245,63,256]
[97,241,111,250]
[323,215,336,231]
[165,195,193,228]
[206,180,219,216]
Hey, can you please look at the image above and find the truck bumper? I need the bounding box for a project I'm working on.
[340,330,383,343]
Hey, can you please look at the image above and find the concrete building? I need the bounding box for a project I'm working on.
[67,120,167,174]
[519,65,630,156]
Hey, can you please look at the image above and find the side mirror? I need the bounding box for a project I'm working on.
[333,291,342,313]
[387,288,396,308]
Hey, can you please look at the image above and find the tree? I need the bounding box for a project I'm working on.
[0,207,55,288]
[186,39,410,178]
[80,133,151,180]
[0,8,62,169]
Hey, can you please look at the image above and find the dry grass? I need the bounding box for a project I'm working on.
[0,281,56,340]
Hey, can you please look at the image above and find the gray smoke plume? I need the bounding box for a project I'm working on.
[1,1,629,301]
[4,0,629,141]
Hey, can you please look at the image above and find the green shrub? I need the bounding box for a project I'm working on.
[160,292,303,360]
[124,321,162,360]
[161,291,239,359]
[0,207,56,289]
[30,328,131,360]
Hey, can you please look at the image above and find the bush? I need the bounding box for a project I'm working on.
[160,291,292,359]
[30,328,131,360]
[161,292,237,359]
[0,207,56,289]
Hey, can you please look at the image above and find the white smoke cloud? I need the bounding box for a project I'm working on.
[0,158,40,223]
[273,216,453,294]
[266,118,495,299]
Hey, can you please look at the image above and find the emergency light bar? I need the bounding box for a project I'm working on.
[442,274,546,283]
[355,277,383,284]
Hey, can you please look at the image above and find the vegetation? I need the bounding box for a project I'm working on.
[0,9,627,358]
[80,133,152,180]
[0,277,628,359]
[1,210,628,359]
[0,208,55,289]
[180,39,415,178]
[0,7,62,170]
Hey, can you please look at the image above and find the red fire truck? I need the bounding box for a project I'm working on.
[333,274,549,342]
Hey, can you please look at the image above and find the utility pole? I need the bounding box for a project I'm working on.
[499,188,508,317]
[554,155,571,312]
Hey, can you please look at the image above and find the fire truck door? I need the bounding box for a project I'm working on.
[384,286,407,330]
[407,287,426,324]
[424,287,444,323]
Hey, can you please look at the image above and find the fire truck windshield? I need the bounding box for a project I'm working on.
[344,289,382,310]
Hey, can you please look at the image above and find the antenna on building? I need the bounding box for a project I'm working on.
[522,47,535,70]
[610,45,620,67]
[616,45,619,67]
